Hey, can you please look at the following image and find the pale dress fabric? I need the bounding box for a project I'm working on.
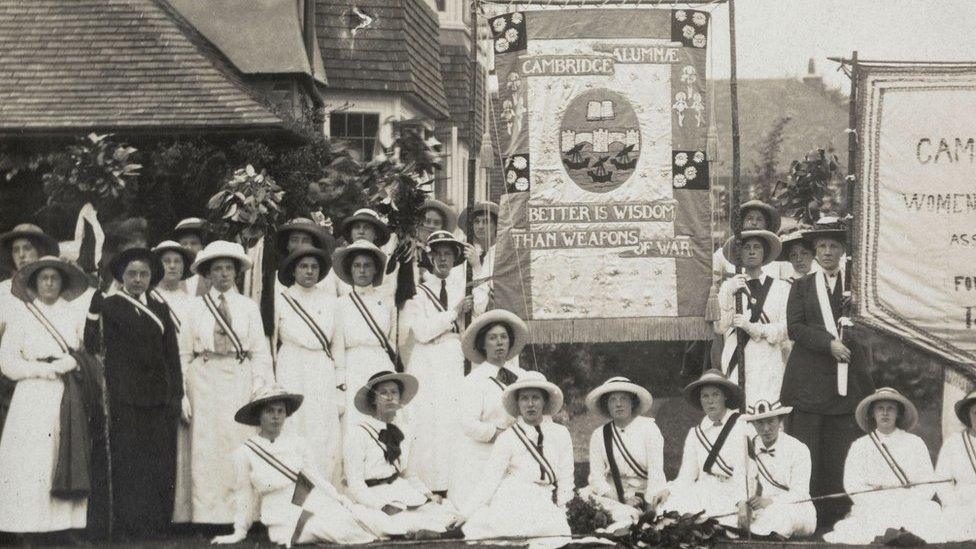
[583,416,667,527]
[744,433,817,537]
[449,361,527,511]
[343,415,457,535]
[0,278,15,335]
[153,285,194,523]
[274,284,343,485]
[461,417,574,539]
[400,276,465,491]
[471,242,495,317]
[935,430,976,542]
[229,434,382,546]
[179,286,273,523]
[716,274,790,404]
[0,298,88,532]
[662,409,749,526]
[824,429,944,544]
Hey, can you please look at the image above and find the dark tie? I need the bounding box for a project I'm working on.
[439,278,448,309]
[746,278,761,295]
[378,423,404,465]
[214,293,234,354]
[496,367,517,386]
[758,446,776,456]
[533,425,546,481]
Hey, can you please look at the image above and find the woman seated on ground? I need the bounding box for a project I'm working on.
[934,389,976,542]
[456,371,574,540]
[581,377,667,529]
[824,387,944,544]
[213,385,381,546]
[343,371,459,539]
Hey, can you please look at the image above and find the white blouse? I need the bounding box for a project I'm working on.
[843,429,937,507]
[672,409,748,488]
[0,298,84,380]
[935,430,976,508]
[343,415,430,510]
[275,284,340,354]
[333,285,396,384]
[746,432,812,503]
[457,363,527,443]
[587,416,667,502]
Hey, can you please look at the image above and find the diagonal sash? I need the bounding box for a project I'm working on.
[748,436,790,491]
[150,289,181,333]
[696,412,740,478]
[815,271,849,396]
[726,277,774,377]
[281,292,333,360]
[512,424,557,485]
[417,283,459,333]
[349,290,403,372]
[24,301,71,354]
[963,431,976,477]
[244,439,315,506]
[360,423,400,472]
[869,431,910,487]
[117,292,165,333]
[203,293,246,361]
[610,423,648,479]
[602,423,627,503]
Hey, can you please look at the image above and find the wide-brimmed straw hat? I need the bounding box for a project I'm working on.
[585,377,653,419]
[683,369,743,410]
[420,199,458,233]
[276,217,333,252]
[739,200,781,233]
[424,230,465,267]
[458,201,500,232]
[191,240,253,276]
[502,371,564,417]
[13,256,89,302]
[461,308,529,363]
[109,247,164,285]
[340,208,391,246]
[803,216,848,246]
[151,240,196,280]
[234,384,304,426]
[954,390,976,428]
[277,246,331,286]
[0,223,60,271]
[855,387,919,433]
[354,371,419,416]
[331,240,387,287]
[777,227,814,262]
[721,230,782,267]
[742,399,793,422]
[170,217,212,241]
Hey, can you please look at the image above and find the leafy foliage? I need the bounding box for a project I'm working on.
[624,509,735,548]
[206,165,284,246]
[565,494,613,535]
[747,117,791,203]
[771,148,839,225]
[41,133,141,211]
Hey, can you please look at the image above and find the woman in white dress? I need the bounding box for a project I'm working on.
[0,257,89,533]
[331,241,397,420]
[343,371,458,537]
[273,246,343,484]
[824,388,944,544]
[180,241,274,525]
[213,385,381,546]
[936,390,976,542]
[449,309,529,510]
[457,371,574,540]
[582,377,668,528]
[458,202,498,316]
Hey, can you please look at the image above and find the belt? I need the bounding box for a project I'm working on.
[193,350,251,361]
[365,472,399,487]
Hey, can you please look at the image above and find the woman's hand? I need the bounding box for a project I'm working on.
[462,243,480,270]
[211,530,246,544]
[648,489,669,510]
[181,396,193,424]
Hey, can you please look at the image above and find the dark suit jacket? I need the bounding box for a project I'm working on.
[780,273,874,415]
[85,292,183,408]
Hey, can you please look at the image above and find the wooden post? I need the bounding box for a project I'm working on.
[728,0,742,238]
[463,0,481,375]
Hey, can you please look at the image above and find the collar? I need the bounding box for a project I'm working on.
[208,285,237,300]
[125,290,147,305]
[746,273,768,284]
[701,408,733,429]
[33,297,66,312]
[516,416,545,430]
[758,435,778,451]
[874,428,902,440]
[353,284,377,295]
[364,414,396,430]
[823,268,841,279]
[478,363,501,377]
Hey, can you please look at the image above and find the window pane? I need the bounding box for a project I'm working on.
[363,114,379,136]
[347,113,363,136]
[363,139,375,161]
[329,113,345,136]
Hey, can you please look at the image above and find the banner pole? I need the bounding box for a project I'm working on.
[463,0,481,375]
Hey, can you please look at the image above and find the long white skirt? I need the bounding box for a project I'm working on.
[463,479,570,540]
[0,378,87,532]
[361,478,456,536]
[276,344,342,486]
[749,499,816,538]
[187,355,256,524]
[824,494,945,544]
[661,474,741,527]
[940,503,976,542]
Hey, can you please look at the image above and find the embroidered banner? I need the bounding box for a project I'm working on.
[854,63,976,367]
[489,8,713,343]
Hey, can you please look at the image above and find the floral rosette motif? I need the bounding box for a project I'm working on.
[505,154,530,193]
[489,12,526,53]
[672,10,709,48]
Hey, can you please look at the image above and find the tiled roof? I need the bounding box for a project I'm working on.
[315,0,448,118]
[0,0,291,134]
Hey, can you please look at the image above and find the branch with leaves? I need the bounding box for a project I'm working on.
[771,148,840,225]
[206,164,284,246]
[41,133,141,210]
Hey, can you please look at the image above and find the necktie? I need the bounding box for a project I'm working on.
[758,446,776,456]
[496,367,517,386]
[533,425,546,481]
[746,278,762,295]
[378,423,404,465]
[214,293,234,354]
[439,278,448,309]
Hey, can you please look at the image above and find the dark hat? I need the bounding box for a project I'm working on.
[683,369,743,410]
[954,390,976,428]
[777,227,815,261]
[803,216,848,246]
[13,256,89,302]
[276,217,334,252]
[151,240,196,280]
[277,246,332,286]
[458,202,500,232]
[109,247,164,285]
[234,385,304,426]
[0,224,60,271]
[340,209,391,246]
[424,230,465,267]
[739,200,781,233]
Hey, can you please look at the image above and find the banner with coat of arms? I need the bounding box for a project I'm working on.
[489,8,714,343]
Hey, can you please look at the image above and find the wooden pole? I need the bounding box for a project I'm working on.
[463,0,481,375]
[846,51,858,241]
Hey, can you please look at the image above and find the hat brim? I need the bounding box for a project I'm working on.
[743,406,793,422]
[458,203,500,233]
[331,245,387,287]
[0,231,60,271]
[855,392,918,433]
[424,240,466,268]
[234,394,304,426]
[955,394,976,428]
[740,201,782,233]
[461,309,529,363]
[13,258,89,302]
[171,222,211,242]
[803,229,847,245]
[110,248,164,285]
[276,224,334,253]
[353,373,419,415]
[277,247,332,287]
[584,383,653,419]
[777,235,814,262]
[341,215,391,246]
[420,200,458,233]
[683,377,743,410]
[722,230,782,267]
[152,245,196,280]
[502,380,564,417]
[191,252,253,276]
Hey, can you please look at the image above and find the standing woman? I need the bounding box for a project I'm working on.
[274,246,343,484]
[328,208,394,298]
[331,241,397,419]
[0,257,88,534]
[449,309,529,511]
[181,241,273,525]
[458,202,499,316]
[936,390,976,542]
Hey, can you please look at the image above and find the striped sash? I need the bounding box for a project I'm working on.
[24,301,71,354]
[281,292,333,360]
[869,431,911,487]
[203,293,246,361]
[512,424,558,493]
[150,289,181,333]
[360,423,400,472]
[349,290,402,371]
[695,417,738,478]
[244,439,314,506]
[609,423,648,479]
[962,431,976,477]
[417,283,459,333]
[749,436,789,491]
[118,292,165,333]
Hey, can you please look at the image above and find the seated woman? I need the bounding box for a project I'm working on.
[457,371,574,540]
[343,371,458,538]
[935,390,976,542]
[824,387,944,544]
[581,377,667,529]
[213,385,381,546]
[658,369,747,526]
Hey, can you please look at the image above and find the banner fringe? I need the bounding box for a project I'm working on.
[526,317,711,344]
